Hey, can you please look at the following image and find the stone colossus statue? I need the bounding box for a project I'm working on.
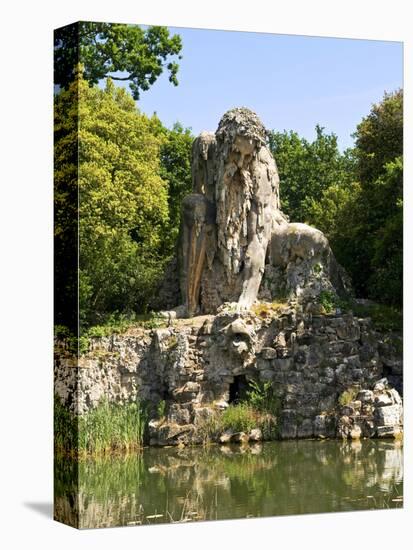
[178,107,350,318]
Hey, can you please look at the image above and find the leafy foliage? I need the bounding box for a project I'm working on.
[353,89,403,186]
[351,302,402,332]
[308,91,403,306]
[55,23,182,100]
[245,379,280,414]
[318,290,337,313]
[159,122,193,255]
[269,125,353,222]
[55,69,193,329]
[55,72,171,327]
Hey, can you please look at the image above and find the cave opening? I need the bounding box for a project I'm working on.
[228,375,249,404]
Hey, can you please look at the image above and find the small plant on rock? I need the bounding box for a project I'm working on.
[245,379,280,415]
[338,387,358,406]
[156,399,166,419]
[318,290,337,313]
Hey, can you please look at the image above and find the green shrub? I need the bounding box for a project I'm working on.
[351,302,402,332]
[338,387,358,406]
[54,325,72,339]
[245,379,280,415]
[54,312,168,357]
[318,290,337,313]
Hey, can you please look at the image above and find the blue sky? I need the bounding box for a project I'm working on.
[132,27,402,151]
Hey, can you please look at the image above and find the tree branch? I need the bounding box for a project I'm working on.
[104,74,134,81]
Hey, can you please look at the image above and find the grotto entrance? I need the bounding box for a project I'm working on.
[229,375,249,404]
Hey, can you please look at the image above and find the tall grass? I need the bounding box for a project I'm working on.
[54,396,147,457]
[221,403,257,433]
[196,379,280,444]
[196,403,279,443]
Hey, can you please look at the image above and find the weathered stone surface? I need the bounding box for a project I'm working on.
[357,389,374,403]
[375,404,402,426]
[280,409,297,439]
[261,347,277,360]
[297,419,314,438]
[219,430,233,444]
[375,393,393,407]
[350,425,362,440]
[55,301,403,446]
[374,378,389,392]
[168,404,191,425]
[177,108,285,316]
[249,428,263,441]
[232,432,250,444]
[313,414,336,438]
[337,416,352,439]
[376,425,402,438]
[388,388,403,405]
[164,108,353,318]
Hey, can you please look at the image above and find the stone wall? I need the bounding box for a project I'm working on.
[55,305,403,445]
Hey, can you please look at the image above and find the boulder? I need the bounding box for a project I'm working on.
[375,393,393,407]
[376,425,402,438]
[357,389,374,403]
[249,428,263,441]
[232,432,250,444]
[261,347,278,360]
[350,425,362,439]
[337,415,352,439]
[219,430,233,444]
[374,404,402,427]
[374,378,389,392]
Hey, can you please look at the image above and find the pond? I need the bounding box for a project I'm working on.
[54,439,403,529]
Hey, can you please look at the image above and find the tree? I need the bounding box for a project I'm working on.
[353,89,403,186]
[269,125,353,222]
[54,22,182,100]
[306,90,403,306]
[350,90,403,305]
[159,122,193,255]
[367,157,403,305]
[55,72,171,327]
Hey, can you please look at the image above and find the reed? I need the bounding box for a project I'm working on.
[54,396,147,456]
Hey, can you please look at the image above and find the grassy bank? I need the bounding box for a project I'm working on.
[196,403,278,444]
[54,396,147,457]
[197,381,281,443]
[55,379,282,456]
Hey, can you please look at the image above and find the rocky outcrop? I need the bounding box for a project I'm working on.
[336,381,403,439]
[55,305,403,444]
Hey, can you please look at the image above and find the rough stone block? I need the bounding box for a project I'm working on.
[376,425,402,438]
[249,428,263,441]
[297,418,313,438]
[350,425,362,439]
[261,347,277,360]
[357,389,374,403]
[280,409,297,439]
[375,404,402,426]
[375,393,393,407]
